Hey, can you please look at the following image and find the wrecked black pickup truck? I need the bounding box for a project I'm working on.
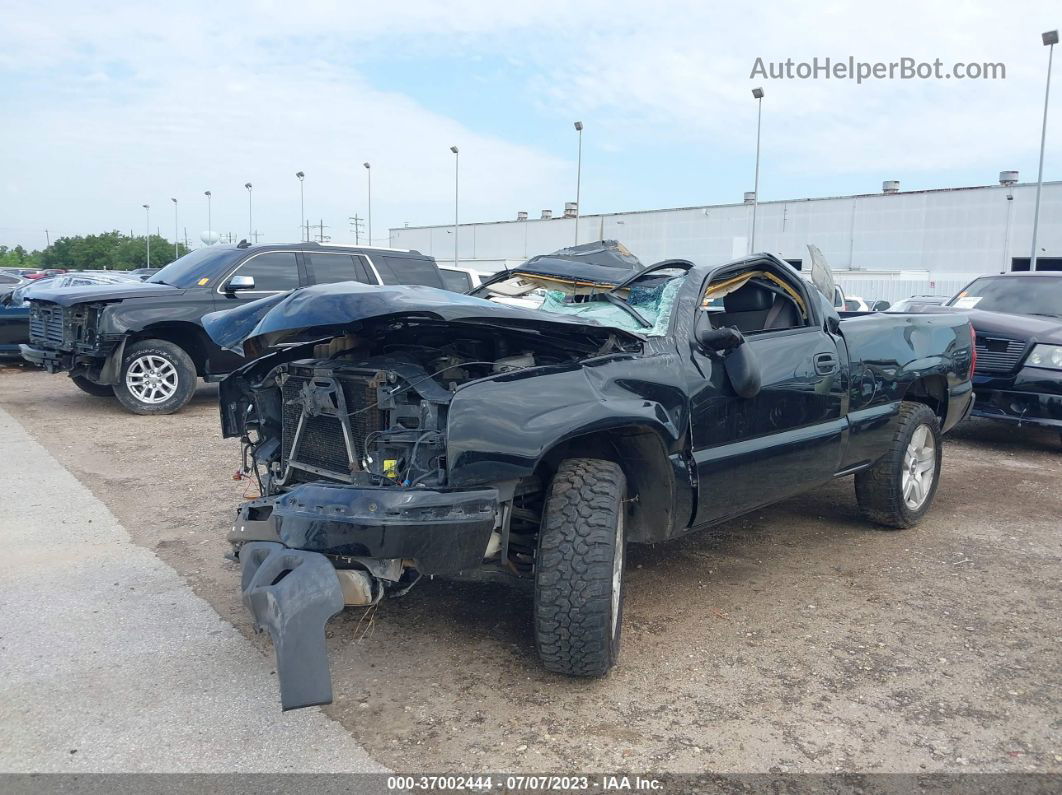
[204,247,975,710]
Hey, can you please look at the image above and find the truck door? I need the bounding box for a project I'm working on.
[689,271,847,527]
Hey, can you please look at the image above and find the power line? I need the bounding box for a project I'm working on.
[348,215,364,244]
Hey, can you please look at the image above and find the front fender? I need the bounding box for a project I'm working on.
[446,356,688,486]
[97,337,127,385]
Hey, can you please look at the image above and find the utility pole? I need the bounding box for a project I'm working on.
[1031,30,1058,270]
[171,198,179,259]
[450,145,459,267]
[348,215,364,244]
[142,204,151,266]
[315,218,330,243]
[252,230,262,244]
[750,87,765,254]
[363,162,372,245]
[244,183,253,241]
[573,121,583,245]
[44,229,50,247]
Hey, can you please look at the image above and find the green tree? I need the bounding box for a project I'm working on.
[0,244,43,268]
[37,231,189,270]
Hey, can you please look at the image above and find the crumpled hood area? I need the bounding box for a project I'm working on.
[25,281,178,307]
[202,281,644,357]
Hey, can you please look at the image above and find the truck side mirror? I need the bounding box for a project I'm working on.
[695,318,761,399]
[696,324,745,352]
[225,275,255,293]
[724,344,762,399]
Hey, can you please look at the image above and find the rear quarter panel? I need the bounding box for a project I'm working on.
[837,311,974,471]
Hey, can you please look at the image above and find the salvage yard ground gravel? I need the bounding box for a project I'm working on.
[0,363,1059,774]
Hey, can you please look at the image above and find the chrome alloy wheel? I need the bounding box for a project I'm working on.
[125,354,178,404]
[901,424,936,510]
[611,508,625,637]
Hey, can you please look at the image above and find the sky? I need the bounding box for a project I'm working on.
[0,0,1059,251]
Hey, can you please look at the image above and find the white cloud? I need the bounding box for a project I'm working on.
[1,0,1059,249]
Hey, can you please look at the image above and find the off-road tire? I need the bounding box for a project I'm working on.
[534,458,627,677]
[113,339,197,415]
[855,401,942,529]
[70,375,115,397]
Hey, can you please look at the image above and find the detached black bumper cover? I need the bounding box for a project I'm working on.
[240,541,345,711]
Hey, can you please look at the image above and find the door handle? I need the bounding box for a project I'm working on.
[814,353,838,374]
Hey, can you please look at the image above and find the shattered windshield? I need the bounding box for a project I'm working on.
[477,268,685,336]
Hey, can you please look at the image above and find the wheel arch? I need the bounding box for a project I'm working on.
[532,423,685,544]
[900,374,949,426]
[128,322,212,376]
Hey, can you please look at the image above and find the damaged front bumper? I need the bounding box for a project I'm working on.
[972,369,1062,429]
[231,482,499,574]
[20,340,124,383]
[234,483,498,710]
[19,343,70,373]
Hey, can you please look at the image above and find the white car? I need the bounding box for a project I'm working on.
[443,265,546,310]
[437,265,486,293]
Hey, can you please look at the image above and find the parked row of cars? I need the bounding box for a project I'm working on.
[7,239,1060,711]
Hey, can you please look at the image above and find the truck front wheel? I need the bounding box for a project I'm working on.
[855,401,943,528]
[113,339,197,415]
[70,375,115,397]
[534,458,627,677]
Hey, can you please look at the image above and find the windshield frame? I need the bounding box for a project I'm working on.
[474,260,692,336]
[947,275,1062,318]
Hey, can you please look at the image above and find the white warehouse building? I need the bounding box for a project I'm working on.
[390,176,1062,303]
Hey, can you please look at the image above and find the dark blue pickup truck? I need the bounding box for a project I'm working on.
[205,250,976,710]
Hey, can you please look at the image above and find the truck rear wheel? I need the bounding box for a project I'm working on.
[534,458,627,677]
[113,339,197,415]
[70,375,115,397]
[854,401,942,528]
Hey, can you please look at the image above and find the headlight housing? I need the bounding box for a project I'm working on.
[1026,344,1062,370]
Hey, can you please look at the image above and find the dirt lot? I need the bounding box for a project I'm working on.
[1,363,1059,774]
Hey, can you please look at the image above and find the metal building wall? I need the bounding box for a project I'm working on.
[390,181,1061,284]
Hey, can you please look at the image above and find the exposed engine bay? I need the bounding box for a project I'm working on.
[239,320,614,498]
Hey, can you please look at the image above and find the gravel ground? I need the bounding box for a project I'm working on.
[1,363,1059,774]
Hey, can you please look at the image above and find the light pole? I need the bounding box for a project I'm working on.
[1031,30,1058,271]
[750,87,764,254]
[296,171,305,241]
[171,198,179,258]
[450,146,459,267]
[1000,171,1019,272]
[142,204,150,265]
[573,121,583,245]
[363,162,372,245]
[244,183,253,242]
[204,190,212,237]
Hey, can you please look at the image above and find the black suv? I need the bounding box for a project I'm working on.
[20,242,445,415]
